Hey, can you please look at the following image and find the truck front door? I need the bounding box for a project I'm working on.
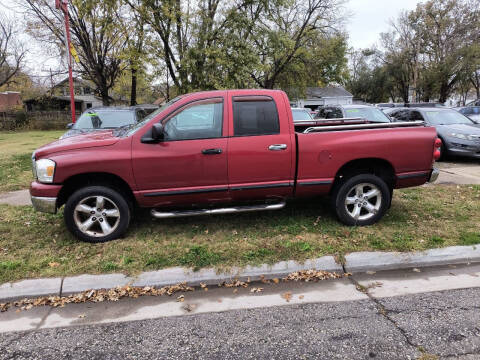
[132,96,229,207]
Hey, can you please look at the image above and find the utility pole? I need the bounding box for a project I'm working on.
[55,0,76,123]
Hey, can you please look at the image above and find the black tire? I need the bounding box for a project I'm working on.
[332,174,391,226]
[64,186,131,243]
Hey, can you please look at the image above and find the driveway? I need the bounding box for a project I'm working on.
[436,158,480,185]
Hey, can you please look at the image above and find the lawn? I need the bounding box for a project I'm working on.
[0,184,479,284]
[0,130,64,193]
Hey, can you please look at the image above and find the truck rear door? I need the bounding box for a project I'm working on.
[227,91,295,201]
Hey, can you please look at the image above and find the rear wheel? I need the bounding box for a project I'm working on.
[332,174,390,226]
[64,186,131,243]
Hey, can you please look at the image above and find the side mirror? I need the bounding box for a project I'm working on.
[151,123,164,140]
[66,123,73,129]
[141,123,164,144]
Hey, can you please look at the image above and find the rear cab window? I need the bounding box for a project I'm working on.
[232,96,280,136]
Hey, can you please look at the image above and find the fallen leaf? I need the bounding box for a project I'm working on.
[299,295,304,300]
[183,304,196,312]
[233,289,238,294]
[177,295,185,302]
[272,278,280,284]
[250,287,264,293]
[48,262,60,268]
[281,292,292,302]
[78,314,85,318]
[412,268,421,273]
[366,271,376,275]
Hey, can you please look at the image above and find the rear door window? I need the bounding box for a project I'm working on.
[233,97,280,136]
[409,111,424,121]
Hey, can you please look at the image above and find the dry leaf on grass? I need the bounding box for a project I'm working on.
[48,262,60,268]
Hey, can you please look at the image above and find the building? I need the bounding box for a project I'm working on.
[0,91,23,111]
[291,86,353,110]
[51,77,103,111]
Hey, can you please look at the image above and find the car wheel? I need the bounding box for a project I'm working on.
[332,174,390,226]
[64,186,131,243]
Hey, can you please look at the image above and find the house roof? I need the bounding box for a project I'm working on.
[0,91,23,111]
[53,77,94,88]
[306,86,353,99]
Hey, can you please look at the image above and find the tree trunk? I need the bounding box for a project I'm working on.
[130,65,137,106]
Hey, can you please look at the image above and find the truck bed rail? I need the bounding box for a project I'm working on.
[303,121,425,133]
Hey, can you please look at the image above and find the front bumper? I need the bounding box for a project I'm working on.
[30,181,61,214]
[428,168,439,183]
[444,138,480,158]
[31,196,57,214]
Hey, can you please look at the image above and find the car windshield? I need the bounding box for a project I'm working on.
[292,109,313,121]
[73,110,135,129]
[344,107,391,123]
[424,110,474,125]
[124,97,182,136]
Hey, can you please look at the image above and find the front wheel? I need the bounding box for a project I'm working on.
[332,174,391,226]
[64,186,131,243]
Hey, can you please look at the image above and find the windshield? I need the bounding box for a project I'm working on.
[292,109,313,121]
[73,110,135,129]
[344,107,391,123]
[424,110,474,125]
[124,96,182,136]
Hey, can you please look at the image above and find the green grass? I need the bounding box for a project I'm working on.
[0,130,64,192]
[0,184,479,284]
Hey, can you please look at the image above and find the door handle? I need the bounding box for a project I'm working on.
[202,148,223,155]
[268,144,287,151]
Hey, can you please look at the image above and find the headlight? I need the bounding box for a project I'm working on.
[447,133,475,141]
[35,159,56,183]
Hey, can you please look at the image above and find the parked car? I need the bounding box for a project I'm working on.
[291,108,314,122]
[387,107,480,159]
[31,89,440,242]
[314,104,391,123]
[466,99,480,107]
[61,105,158,139]
[455,106,480,124]
[378,102,444,109]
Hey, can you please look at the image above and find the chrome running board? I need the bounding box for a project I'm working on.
[151,202,286,219]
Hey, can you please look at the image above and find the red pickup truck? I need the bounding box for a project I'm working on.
[31,90,440,242]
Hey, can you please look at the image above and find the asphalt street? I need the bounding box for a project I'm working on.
[1,264,479,360]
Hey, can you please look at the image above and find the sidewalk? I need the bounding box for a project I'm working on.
[0,189,31,206]
[1,245,479,302]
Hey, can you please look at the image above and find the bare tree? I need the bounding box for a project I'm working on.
[23,0,127,105]
[0,16,27,87]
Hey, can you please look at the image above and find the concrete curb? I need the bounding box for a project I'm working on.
[344,245,480,273]
[1,245,479,302]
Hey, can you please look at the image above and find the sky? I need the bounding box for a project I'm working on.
[0,0,424,81]
[345,0,423,49]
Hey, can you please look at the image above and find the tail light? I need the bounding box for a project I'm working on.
[433,138,442,161]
